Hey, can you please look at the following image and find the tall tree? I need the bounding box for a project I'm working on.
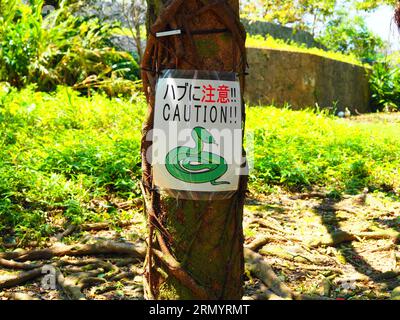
[121,0,146,62]
[140,0,248,300]
[354,0,397,11]
[241,0,398,34]
[241,0,337,33]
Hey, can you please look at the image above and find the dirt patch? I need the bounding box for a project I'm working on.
[1,190,399,300]
[243,190,400,300]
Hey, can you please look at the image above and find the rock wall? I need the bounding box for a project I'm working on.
[242,19,326,50]
[40,2,371,113]
[245,47,371,113]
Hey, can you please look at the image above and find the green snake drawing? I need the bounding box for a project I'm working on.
[165,127,230,186]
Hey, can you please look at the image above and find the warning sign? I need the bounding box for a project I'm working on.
[151,70,243,196]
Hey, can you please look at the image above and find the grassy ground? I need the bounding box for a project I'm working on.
[246,35,364,66]
[1,87,400,300]
[0,86,144,244]
[1,86,400,245]
[247,106,400,196]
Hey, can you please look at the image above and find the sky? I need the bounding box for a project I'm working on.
[364,5,400,51]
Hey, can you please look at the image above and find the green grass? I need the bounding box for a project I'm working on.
[0,85,144,243]
[1,86,399,243]
[247,106,400,195]
[246,35,364,67]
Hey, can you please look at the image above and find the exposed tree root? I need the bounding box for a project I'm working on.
[0,240,334,300]
[358,230,400,241]
[248,287,286,300]
[0,258,43,270]
[244,248,294,300]
[246,235,274,251]
[308,231,358,247]
[56,269,86,300]
[3,292,40,300]
[0,267,43,289]
[295,294,335,300]
[309,229,400,248]
[58,257,120,280]
[92,283,119,295]
[152,248,212,300]
[0,239,210,300]
[3,230,393,301]
[289,263,344,275]
[52,220,136,242]
[80,277,107,289]
[58,257,113,269]
[109,266,142,282]
[80,221,135,232]
[249,218,302,243]
[53,224,77,241]
[0,240,146,262]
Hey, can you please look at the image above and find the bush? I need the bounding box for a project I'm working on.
[369,60,400,111]
[0,0,140,94]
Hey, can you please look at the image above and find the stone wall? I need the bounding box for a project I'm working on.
[242,19,326,50]
[245,47,371,113]
[40,1,370,113]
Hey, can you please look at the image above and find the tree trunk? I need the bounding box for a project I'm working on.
[141,0,247,300]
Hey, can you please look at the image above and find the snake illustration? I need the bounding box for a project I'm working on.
[165,127,230,186]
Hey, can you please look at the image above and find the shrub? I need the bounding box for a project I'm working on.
[369,60,400,111]
[0,0,140,94]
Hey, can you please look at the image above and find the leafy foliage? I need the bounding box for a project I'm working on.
[354,0,397,11]
[0,0,140,93]
[1,87,400,243]
[241,0,337,32]
[317,11,385,63]
[369,60,400,111]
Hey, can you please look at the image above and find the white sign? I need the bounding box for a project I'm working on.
[152,72,243,194]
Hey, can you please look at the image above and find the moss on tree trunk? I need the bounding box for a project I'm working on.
[142,0,247,300]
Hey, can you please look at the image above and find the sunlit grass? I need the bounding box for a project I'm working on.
[246,34,364,67]
[1,86,399,243]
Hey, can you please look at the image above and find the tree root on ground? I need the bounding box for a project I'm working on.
[0,267,43,289]
[2,292,40,300]
[0,241,333,300]
[52,220,137,242]
[244,248,337,301]
[0,240,146,298]
[244,248,294,300]
[246,235,275,251]
[0,258,43,270]
[309,230,400,248]
[56,269,86,300]
[0,240,146,262]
